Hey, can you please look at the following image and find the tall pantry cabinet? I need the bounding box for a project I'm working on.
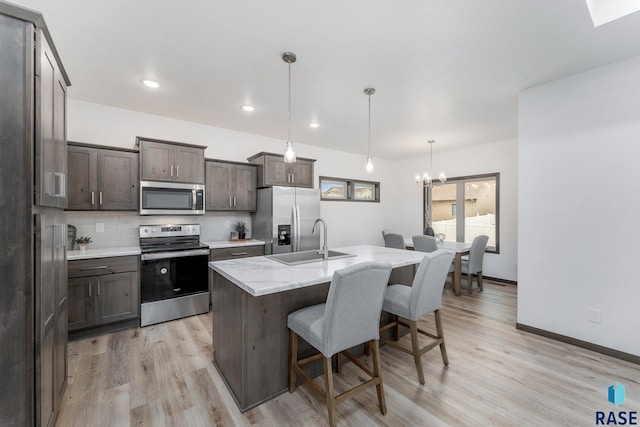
[0,3,71,427]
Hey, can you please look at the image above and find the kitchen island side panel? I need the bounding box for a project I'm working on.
[212,270,329,411]
[211,263,415,412]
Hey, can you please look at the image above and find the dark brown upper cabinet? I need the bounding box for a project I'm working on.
[247,152,315,188]
[67,142,138,211]
[206,160,257,211]
[35,31,68,208]
[137,137,205,184]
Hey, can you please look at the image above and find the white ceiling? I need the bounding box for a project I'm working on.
[10,0,640,160]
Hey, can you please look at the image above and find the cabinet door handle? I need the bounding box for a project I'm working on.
[99,191,103,205]
[54,172,66,197]
[91,191,95,205]
[231,252,247,256]
[88,283,91,297]
[80,265,108,270]
[176,165,179,178]
[291,174,295,183]
[170,165,174,177]
[233,197,237,207]
[97,281,101,296]
[229,197,232,207]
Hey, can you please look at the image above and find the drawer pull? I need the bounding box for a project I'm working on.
[80,265,108,270]
[231,252,248,256]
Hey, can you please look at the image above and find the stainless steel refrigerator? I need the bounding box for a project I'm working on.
[253,187,321,255]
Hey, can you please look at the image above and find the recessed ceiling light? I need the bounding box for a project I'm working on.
[242,105,255,112]
[141,79,160,88]
[309,122,320,128]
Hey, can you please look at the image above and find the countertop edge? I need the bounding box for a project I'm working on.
[68,246,141,260]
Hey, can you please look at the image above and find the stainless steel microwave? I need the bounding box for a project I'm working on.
[140,181,205,215]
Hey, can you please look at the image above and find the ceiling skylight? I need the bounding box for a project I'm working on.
[586,0,640,27]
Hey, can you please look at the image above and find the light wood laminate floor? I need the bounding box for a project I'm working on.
[56,283,640,426]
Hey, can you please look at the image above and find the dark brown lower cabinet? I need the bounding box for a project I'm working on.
[68,256,140,332]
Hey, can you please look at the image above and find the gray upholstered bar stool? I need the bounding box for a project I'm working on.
[288,262,392,427]
[412,235,438,253]
[449,234,489,294]
[383,232,405,249]
[379,249,454,385]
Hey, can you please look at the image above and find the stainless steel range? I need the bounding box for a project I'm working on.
[139,224,209,327]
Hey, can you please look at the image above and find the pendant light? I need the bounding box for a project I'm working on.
[282,52,297,163]
[364,87,375,173]
[415,140,446,234]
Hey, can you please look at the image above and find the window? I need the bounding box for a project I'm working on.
[320,176,380,202]
[320,178,348,200]
[424,173,499,253]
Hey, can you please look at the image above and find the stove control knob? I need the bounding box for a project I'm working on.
[143,227,150,234]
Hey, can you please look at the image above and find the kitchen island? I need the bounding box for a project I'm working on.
[208,245,429,411]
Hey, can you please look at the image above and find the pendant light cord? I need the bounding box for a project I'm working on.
[287,62,292,142]
[367,93,371,157]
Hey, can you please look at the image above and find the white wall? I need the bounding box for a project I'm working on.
[392,139,519,281]
[518,55,640,356]
[67,100,396,249]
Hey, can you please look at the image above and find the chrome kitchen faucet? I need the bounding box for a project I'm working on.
[312,218,329,260]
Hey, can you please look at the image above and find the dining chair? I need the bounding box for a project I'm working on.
[288,262,392,427]
[412,235,438,253]
[449,234,489,294]
[379,249,454,385]
[383,232,405,249]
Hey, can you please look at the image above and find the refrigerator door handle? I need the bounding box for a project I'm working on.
[291,204,299,252]
[295,205,301,251]
[291,205,297,252]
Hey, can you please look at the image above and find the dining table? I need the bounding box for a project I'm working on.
[404,237,471,296]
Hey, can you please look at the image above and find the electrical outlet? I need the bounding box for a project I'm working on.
[96,223,104,233]
[588,308,603,324]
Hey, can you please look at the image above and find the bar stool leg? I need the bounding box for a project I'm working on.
[370,339,387,415]
[288,330,298,392]
[435,309,449,366]
[323,356,337,427]
[410,321,425,385]
[478,272,484,291]
[393,314,400,341]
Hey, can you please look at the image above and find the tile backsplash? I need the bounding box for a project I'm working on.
[66,211,252,248]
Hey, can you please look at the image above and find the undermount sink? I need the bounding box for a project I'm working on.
[266,250,356,266]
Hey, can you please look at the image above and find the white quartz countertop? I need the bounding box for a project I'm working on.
[67,246,141,260]
[67,240,265,260]
[209,245,445,297]
[204,239,265,249]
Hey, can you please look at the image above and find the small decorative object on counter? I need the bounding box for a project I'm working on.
[234,221,248,240]
[435,233,446,246]
[67,224,77,250]
[75,236,92,252]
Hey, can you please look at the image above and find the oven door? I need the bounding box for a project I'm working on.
[140,181,205,215]
[141,249,209,303]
